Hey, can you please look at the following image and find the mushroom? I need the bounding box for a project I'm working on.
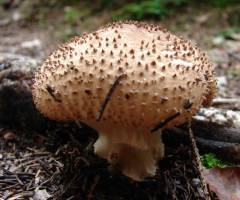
[32,21,216,181]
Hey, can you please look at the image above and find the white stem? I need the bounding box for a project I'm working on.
[91,124,164,181]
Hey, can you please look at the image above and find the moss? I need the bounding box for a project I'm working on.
[201,153,233,169]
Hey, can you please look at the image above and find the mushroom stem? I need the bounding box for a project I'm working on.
[91,123,164,181]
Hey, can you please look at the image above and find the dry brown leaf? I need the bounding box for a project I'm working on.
[203,167,240,200]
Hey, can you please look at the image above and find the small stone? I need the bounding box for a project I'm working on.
[212,36,224,46]
[21,39,41,49]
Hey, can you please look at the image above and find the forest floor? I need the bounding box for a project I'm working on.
[0,3,240,200]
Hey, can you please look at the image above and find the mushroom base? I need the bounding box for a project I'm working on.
[91,124,164,181]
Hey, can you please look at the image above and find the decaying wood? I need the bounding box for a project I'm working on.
[196,137,240,161]
[191,119,240,143]
[163,124,240,162]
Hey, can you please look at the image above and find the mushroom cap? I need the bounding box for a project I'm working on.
[32,21,216,130]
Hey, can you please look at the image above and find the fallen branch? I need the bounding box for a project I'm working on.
[212,98,240,110]
[196,137,240,161]
[191,119,240,143]
[163,126,240,162]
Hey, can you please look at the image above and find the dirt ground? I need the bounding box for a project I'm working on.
[0,3,240,200]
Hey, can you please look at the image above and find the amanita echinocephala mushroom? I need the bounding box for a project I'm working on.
[32,21,216,181]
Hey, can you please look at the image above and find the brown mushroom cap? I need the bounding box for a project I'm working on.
[32,21,216,181]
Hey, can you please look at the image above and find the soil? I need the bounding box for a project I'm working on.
[0,3,239,200]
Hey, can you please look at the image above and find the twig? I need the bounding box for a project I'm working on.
[15,174,24,186]
[66,196,75,200]
[97,74,126,121]
[38,159,51,175]
[87,175,100,200]
[46,84,62,103]
[0,180,17,185]
[14,156,51,172]
[25,148,51,155]
[6,191,34,200]
[187,121,211,200]
[151,112,180,132]
[1,183,19,191]
[152,99,193,132]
